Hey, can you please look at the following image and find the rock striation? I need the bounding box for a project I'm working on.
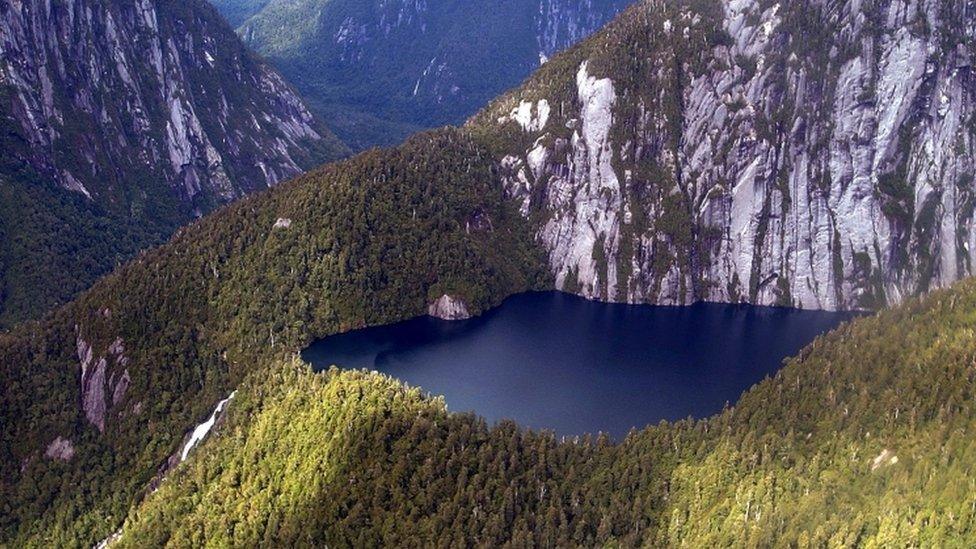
[428,294,472,321]
[0,0,346,213]
[479,0,976,311]
[76,331,131,432]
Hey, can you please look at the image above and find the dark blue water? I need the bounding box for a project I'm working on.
[303,292,856,437]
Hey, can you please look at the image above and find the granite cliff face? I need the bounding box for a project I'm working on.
[0,0,346,214]
[0,0,347,326]
[212,0,631,148]
[476,0,976,311]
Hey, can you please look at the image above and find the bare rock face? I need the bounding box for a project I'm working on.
[44,436,75,461]
[428,294,472,321]
[0,0,346,212]
[76,331,132,432]
[480,0,976,311]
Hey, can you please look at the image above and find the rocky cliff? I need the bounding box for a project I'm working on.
[0,0,347,326]
[214,0,632,149]
[0,0,346,214]
[475,0,976,311]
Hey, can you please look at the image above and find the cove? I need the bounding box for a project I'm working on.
[303,292,857,438]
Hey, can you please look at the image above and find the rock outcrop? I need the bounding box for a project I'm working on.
[76,332,131,432]
[0,0,346,212]
[428,294,472,321]
[0,0,348,326]
[478,0,976,311]
[44,436,75,461]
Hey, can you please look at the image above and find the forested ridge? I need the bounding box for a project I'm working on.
[2,0,976,544]
[0,129,547,546]
[115,278,976,545]
[5,128,976,543]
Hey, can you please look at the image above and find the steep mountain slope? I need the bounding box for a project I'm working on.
[211,0,631,149]
[2,0,976,545]
[208,0,269,26]
[110,277,976,545]
[0,130,547,546]
[0,174,165,329]
[472,0,976,310]
[0,0,348,327]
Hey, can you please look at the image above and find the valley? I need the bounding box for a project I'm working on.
[0,0,348,328]
[210,0,632,149]
[0,0,974,545]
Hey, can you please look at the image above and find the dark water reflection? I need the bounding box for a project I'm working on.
[303,292,857,437]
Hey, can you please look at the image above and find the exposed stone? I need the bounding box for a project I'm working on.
[111,369,131,407]
[76,331,131,431]
[428,295,472,321]
[0,0,341,211]
[230,0,628,137]
[274,217,293,229]
[44,437,75,461]
[871,449,899,471]
[81,356,108,433]
[491,0,976,311]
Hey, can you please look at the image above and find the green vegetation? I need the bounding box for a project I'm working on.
[0,175,176,329]
[208,0,269,26]
[0,129,548,546]
[3,0,976,544]
[5,125,976,545]
[0,0,349,328]
[114,277,976,546]
[211,0,629,150]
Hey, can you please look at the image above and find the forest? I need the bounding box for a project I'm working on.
[3,128,975,546]
[2,0,976,544]
[0,129,548,546]
[114,278,976,546]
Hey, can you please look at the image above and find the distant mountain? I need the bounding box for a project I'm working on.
[3,0,976,545]
[0,0,348,327]
[211,0,632,149]
[208,0,269,26]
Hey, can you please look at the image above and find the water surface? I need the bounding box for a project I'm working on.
[303,292,856,437]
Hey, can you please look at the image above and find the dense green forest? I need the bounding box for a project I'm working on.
[0,175,178,329]
[4,118,976,543]
[3,0,976,544]
[114,277,976,545]
[0,130,548,546]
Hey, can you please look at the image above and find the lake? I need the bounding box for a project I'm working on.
[303,292,856,438]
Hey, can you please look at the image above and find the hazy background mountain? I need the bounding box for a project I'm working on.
[210,0,632,149]
[2,0,976,545]
[209,0,270,26]
[0,0,348,327]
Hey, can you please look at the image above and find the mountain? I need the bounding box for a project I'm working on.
[0,0,348,327]
[0,129,548,545]
[210,0,632,149]
[207,0,269,26]
[2,0,976,545]
[99,282,976,546]
[471,0,976,311]
[7,125,976,547]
